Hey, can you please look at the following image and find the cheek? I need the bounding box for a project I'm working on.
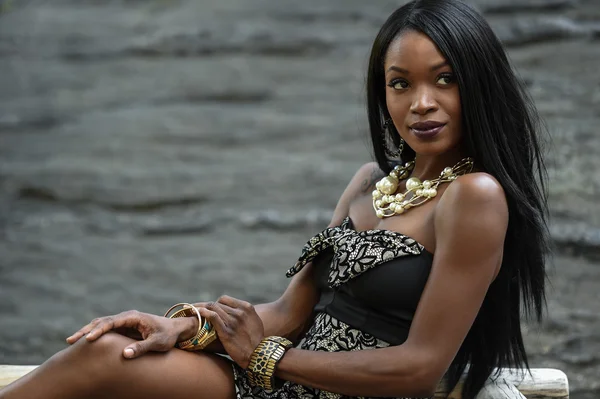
[385,91,410,118]
[449,99,463,143]
[440,90,462,129]
[446,89,462,120]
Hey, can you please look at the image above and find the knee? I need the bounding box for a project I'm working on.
[60,332,132,366]
[77,331,130,357]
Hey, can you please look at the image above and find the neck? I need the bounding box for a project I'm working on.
[410,148,467,181]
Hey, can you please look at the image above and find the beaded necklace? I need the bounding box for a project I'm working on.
[373,157,474,218]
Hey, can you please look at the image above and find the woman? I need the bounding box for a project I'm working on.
[0,0,549,398]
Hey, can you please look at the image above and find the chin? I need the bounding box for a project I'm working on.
[405,141,452,156]
[403,130,461,157]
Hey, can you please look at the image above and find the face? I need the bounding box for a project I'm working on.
[384,30,462,156]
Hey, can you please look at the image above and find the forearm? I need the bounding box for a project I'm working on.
[257,300,310,342]
[203,300,305,353]
[276,346,437,398]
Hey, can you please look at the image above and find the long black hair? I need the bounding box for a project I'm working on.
[366,1,550,398]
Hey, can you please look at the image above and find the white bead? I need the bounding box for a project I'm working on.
[443,167,453,176]
[415,189,423,197]
[422,180,432,189]
[429,188,437,197]
[375,200,383,207]
[390,171,398,178]
[376,210,385,218]
[379,176,398,195]
[372,190,382,199]
[389,203,397,211]
[395,193,405,201]
[395,206,405,214]
[405,177,421,191]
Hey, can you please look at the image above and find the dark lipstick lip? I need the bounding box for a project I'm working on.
[409,121,445,130]
[409,122,446,139]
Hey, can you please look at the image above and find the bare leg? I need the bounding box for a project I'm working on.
[0,332,236,399]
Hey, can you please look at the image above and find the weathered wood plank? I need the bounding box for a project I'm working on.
[0,365,568,398]
[435,368,569,399]
[0,365,37,389]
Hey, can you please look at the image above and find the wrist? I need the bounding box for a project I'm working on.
[176,316,199,342]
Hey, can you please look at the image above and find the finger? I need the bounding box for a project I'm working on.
[214,301,238,315]
[216,295,252,310]
[113,327,144,340]
[209,302,239,326]
[198,307,228,336]
[86,311,140,342]
[66,318,103,344]
[216,295,238,307]
[123,337,161,359]
[66,330,89,344]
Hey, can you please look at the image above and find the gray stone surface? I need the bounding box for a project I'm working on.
[0,0,599,398]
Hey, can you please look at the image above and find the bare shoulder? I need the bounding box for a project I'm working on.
[438,172,507,215]
[340,161,387,198]
[435,172,508,246]
[329,161,385,226]
[355,162,386,192]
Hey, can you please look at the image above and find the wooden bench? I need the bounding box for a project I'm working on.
[0,365,568,398]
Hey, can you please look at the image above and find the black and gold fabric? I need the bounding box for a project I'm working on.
[231,217,434,398]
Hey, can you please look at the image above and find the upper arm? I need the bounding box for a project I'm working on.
[403,173,509,385]
[274,162,384,334]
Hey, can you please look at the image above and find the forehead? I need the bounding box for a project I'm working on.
[384,30,447,68]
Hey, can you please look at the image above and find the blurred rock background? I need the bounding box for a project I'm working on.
[0,0,598,397]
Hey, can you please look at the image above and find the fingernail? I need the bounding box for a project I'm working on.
[124,348,134,358]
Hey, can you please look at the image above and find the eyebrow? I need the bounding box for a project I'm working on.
[386,60,449,74]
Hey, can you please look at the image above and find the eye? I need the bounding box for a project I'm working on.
[387,78,409,90]
[436,73,455,86]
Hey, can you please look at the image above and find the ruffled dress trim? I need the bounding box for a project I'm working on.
[286,217,424,288]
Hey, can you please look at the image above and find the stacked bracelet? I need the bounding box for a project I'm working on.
[247,336,293,391]
[164,303,217,351]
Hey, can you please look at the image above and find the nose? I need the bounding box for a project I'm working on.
[410,86,438,115]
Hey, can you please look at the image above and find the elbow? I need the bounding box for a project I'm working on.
[407,369,441,398]
[383,370,439,398]
[415,382,439,398]
[412,354,446,398]
[386,351,444,398]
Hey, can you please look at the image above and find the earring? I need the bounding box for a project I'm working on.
[383,118,403,158]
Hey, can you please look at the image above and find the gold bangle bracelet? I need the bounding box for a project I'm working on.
[163,303,217,351]
[164,303,204,349]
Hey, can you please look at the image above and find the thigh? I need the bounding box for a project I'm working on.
[80,332,237,399]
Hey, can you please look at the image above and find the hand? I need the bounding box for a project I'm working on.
[66,310,198,359]
[198,296,264,369]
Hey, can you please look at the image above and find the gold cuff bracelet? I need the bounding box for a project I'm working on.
[247,336,293,391]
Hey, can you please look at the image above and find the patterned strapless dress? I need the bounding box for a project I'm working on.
[231,217,433,399]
